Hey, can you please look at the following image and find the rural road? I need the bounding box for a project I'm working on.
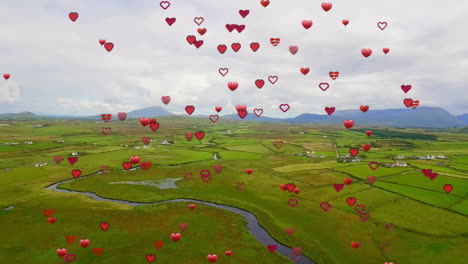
[46,174,316,264]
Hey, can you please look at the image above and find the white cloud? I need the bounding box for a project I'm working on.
[0,82,21,104]
[0,0,467,116]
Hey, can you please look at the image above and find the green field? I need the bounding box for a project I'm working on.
[0,118,467,264]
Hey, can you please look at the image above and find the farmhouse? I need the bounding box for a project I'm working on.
[34,162,47,167]
[24,141,33,145]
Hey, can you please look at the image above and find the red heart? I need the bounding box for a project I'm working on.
[350,242,361,249]
[238,109,248,119]
[3,73,11,80]
[161,96,171,105]
[260,0,270,8]
[185,133,193,141]
[268,76,278,84]
[186,35,196,45]
[288,199,298,207]
[255,79,265,89]
[104,42,114,52]
[360,105,369,112]
[279,184,287,191]
[213,164,223,173]
[99,39,106,45]
[188,204,196,210]
[349,148,359,157]
[236,105,246,111]
[279,104,290,112]
[325,107,335,115]
[267,244,278,252]
[218,68,228,77]
[300,68,309,75]
[443,184,453,193]
[377,22,388,30]
[193,17,204,26]
[141,162,152,170]
[165,17,176,26]
[354,204,366,213]
[53,155,63,164]
[321,2,332,11]
[344,120,354,129]
[67,157,78,165]
[289,46,298,55]
[179,223,188,232]
[197,28,206,35]
[285,227,295,236]
[142,137,151,145]
[130,156,140,165]
[343,178,353,185]
[193,40,203,48]
[384,223,394,231]
[217,44,227,54]
[270,38,280,46]
[150,122,160,132]
[361,48,372,57]
[368,162,380,170]
[401,85,411,93]
[231,43,241,52]
[101,113,112,122]
[102,127,112,135]
[302,20,313,29]
[140,118,151,126]
[71,169,81,178]
[293,188,300,194]
[361,144,371,152]
[273,141,284,149]
[228,82,238,91]
[333,184,344,192]
[47,217,56,224]
[146,254,156,263]
[69,12,78,21]
[184,173,193,181]
[320,202,332,212]
[245,168,253,174]
[56,249,67,257]
[235,182,246,191]
[428,172,438,181]
[122,161,132,171]
[236,25,246,33]
[239,9,250,18]
[226,24,237,32]
[367,176,376,184]
[365,130,372,136]
[329,71,339,80]
[253,108,263,117]
[250,42,260,52]
[80,239,90,248]
[170,233,181,242]
[195,131,205,140]
[200,170,212,183]
[225,250,232,256]
[100,222,109,231]
[346,197,356,206]
[215,106,222,112]
[359,212,370,222]
[117,112,127,121]
[383,48,390,54]
[185,105,195,115]
[403,98,414,107]
[160,1,170,9]
[342,19,349,26]
[209,115,219,123]
[207,254,218,263]
[319,82,330,91]
[286,183,296,192]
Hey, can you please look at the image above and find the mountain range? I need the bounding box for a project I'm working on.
[1,106,467,128]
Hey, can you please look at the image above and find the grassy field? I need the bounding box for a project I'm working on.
[0,117,467,264]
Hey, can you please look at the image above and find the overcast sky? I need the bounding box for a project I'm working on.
[0,0,467,117]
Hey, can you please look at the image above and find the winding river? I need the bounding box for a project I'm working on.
[46,173,316,264]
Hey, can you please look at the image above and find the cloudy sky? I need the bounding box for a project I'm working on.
[0,0,467,117]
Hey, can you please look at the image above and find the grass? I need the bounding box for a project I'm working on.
[0,119,467,264]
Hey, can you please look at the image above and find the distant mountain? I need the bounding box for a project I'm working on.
[457,114,468,125]
[223,107,464,128]
[0,111,47,120]
[127,106,173,118]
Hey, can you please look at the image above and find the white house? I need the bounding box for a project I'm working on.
[71,152,78,156]
[437,155,446,159]
[34,162,48,167]
[396,155,406,159]
[24,141,33,145]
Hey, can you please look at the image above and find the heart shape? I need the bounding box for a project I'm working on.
[401,85,411,93]
[239,9,249,18]
[329,71,339,80]
[368,161,380,170]
[268,76,278,84]
[255,79,265,89]
[354,204,366,213]
[333,184,344,192]
[361,48,372,58]
[236,25,246,33]
[349,148,359,156]
[185,132,193,141]
[285,227,295,236]
[122,161,132,171]
[213,164,223,173]
[3,73,11,80]
[194,17,204,26]
[104,42,114,52]
[238,109,248,119]
[279,104,290,112]
[319,82,330,91]
[100,222,109,231]
[117,112,127,121]
[228,82,238,91]
[235,182,246,191]
[360,105,369,112]
[289,46,298,55]
[149,122,160,132]
[218,44,227,54]
[209,115,219,123]
[350,242,360,249]
[53,155,63,164]
[195,131,205,140]
[215,106,222,112]
[403,98,414,107]
[226,24,237,32]
[443,184,453,193]
[346,197,356,206]
[101,127,112,135]
[71,169,81,178]
[165,17,176,26]
[200,170,212,183]
[288,199,299,207]
[161,96,171,105]
[179,223,188,232]
[218,68,228,77]
[67,157,78,165]
[302,20,313,29]
[320,202,332,213]
[193,40,203,49]
[300,68,309,75]
[231,43,241,52]
[159,1,170,10]
[273,141,284,149]
[197,28,206,35]
[367,176,376,184]
[377,21,388,30]
[342,19,349,26]
[146,254,156,263]
[267,244,278,253]
[270,38,280,46]
[141,162,152,170]
[384,223,394,231]
[383,48,390,54]
[325,107,335,115]
[186,35,196,45]
[253,108,263,117]
[250,42,260,52]
[286,183,296,192]
[69,12,78,22]
[321,2,332,12]
[260,0,270,8]
[361,144,371,152]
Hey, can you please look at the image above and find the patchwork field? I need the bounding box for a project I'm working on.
[0,117,467,264]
